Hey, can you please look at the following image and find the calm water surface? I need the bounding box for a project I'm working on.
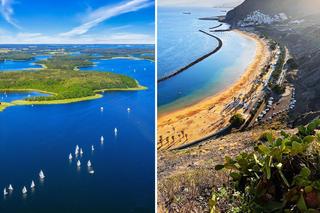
[0,56,49,71]
[0,51,155,212]
[158,7,257,114]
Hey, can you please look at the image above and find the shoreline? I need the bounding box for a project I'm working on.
[157,29,270,150]
[0,85,146,112]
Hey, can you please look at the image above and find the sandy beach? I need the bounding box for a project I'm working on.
[157,30,271,150]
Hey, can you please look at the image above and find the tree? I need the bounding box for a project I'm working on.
[229,113,245,128]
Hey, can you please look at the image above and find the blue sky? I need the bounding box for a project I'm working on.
[159,0,244,7]
[0,0,155,44]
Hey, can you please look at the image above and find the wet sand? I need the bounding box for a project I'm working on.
[157,30,271,150]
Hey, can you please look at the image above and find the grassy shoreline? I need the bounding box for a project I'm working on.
[0,102,13,112]
[0,85,146,112]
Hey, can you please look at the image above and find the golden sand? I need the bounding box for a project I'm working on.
[157,30,271,150]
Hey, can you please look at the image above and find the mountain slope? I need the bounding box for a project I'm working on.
[226,0,320,26]
[225,0,320,125]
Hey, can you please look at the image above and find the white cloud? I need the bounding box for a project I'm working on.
[0,0,20,28]
[0,32,154,44]
[60,0,153,37]
[159,0,244,7]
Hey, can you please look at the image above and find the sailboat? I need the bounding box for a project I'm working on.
[8,184,13,191]
[39,170,45,179]
[87,160,92,167]
[89,170,95,174]
[80,148,83,155]
[31,181,35,189]
[69,153,73,160]
[100,136,104,142]
[3,188,8,196]
[22,186,27,194]
[114,128,118,135]
[75,145,79,155]
[77,160,81,167]
[127,107,131,113]
[91,145,95,151]
[100,107,104,112]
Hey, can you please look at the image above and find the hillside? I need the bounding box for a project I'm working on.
[225,0,320,26]
[225,0,320,125]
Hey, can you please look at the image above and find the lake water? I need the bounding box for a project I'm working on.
[0,49,155,212]
[0,56,49,71]
[158,7,257,113]
[0,92,49,102]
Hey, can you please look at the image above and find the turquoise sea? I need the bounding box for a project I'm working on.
[158,8,257,114]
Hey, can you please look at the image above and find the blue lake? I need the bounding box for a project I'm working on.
[0,54,155,212]
[0,92,48,102]
[0,56,49,71]
[158,8,257,113]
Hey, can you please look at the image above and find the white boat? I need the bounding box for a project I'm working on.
[77,160,81,167]
[91,145,95,151]
[89,170,95,174]
[22,186,27,194]
[127,108,131,112]
[69,153,73,160]
[114,128,118,135]
[100,107,104,111]
[3,188,8,196]
[80,148,83,155]
[75,145,79,155]
[8,184,13,191]
[87,160,92,167]
[39,170,45,179]
[31,181,35,189]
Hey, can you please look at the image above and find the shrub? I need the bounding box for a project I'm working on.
[215,119,320,212]
[258,131,275,143]
[229,114,245,128]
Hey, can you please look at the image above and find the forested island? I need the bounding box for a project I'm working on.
[0,51,35,61]
[0,49,146,111]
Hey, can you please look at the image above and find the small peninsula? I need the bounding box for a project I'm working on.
[0,54,146,111]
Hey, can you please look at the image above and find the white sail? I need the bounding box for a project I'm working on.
[22,186,27,194]
[31,181,35,189]
[89,170,95,174]
[87,160,92,167]
[91,145,95,151]
[80,148,83,155]
[69,153,73,160]
[100,136,104,142]
[8,184,13,191]
[127,108,131,112]
[77,160,81,167]
[100,107,104,111]
[3,188,8,195]
[114,128,118,135]
[39,170,45,179]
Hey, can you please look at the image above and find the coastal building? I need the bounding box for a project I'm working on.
[238,10,289,27]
